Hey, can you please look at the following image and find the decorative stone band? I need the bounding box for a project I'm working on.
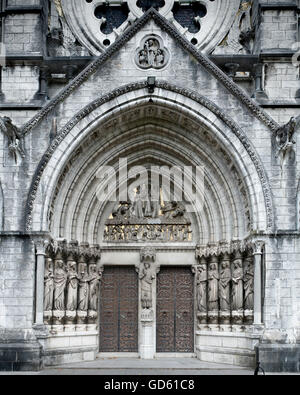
[25,79,275,232]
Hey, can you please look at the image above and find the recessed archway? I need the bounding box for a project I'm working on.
[25,83,274,240]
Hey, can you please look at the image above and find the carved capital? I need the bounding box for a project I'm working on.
[218,240,230,256]
[195,244,208,259]
[252,240,265,255]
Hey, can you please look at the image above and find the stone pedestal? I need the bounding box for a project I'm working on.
[43,311,52,325]
[76,311,87,331]
[87,310,98,325]
[65,310,76,325]
[208,310,219,325]
[232,310,243,325]
[197,312,207,326]
[52,310,65,326]
[220,311,231,325]
[244,309,254,325]
[140,309,154,360]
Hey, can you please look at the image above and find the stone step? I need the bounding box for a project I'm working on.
[196,345,256,368]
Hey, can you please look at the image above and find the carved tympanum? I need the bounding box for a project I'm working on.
[104,194,192,243]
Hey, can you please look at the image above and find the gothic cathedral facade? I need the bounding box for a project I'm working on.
[0,0,300,372]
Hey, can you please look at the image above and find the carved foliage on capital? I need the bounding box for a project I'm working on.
[252,240,265,255]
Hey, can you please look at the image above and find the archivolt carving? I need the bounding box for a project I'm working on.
[25,81,275,234]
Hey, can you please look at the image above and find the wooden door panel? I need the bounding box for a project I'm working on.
[157,267,194,353]
[100,266,138,352]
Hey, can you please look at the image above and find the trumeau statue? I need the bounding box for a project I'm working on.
[232,259,244,311]
[196,264,207,313]
[138,261,156,309]
[0,116,25,163]
[208,262,219,311]
[78,264,90,312]
[219,261,231,311]
[66,261,79,311]
[53,260,67,311]
[44,258,54,312]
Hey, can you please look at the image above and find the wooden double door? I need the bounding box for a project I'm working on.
[99,265,194,354]
[156,267,194,353]
[99,266,138,352]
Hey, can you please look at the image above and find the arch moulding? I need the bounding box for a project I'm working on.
[25,81,275,235]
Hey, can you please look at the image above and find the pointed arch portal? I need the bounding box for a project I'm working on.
[30,83,270,363]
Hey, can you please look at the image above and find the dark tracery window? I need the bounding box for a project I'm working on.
[136,0,165,12]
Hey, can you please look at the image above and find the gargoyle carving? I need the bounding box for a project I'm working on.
[274,116,300,168]
[275,117,299,152]
[0,116,25,163]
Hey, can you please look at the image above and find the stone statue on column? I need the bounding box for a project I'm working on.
[88,265,103,326]
[232,251,244,325]
[196,261,208,325]
[43,258,54,325]
[138,247,157,321]
[66,262,79,311]
[65,261,79,326]
[208,258,219,324]
[78,264,89,310]
[244,255,254,323]
[53,259,67,325]
[219,257,231,325]
[138,261,156,309]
